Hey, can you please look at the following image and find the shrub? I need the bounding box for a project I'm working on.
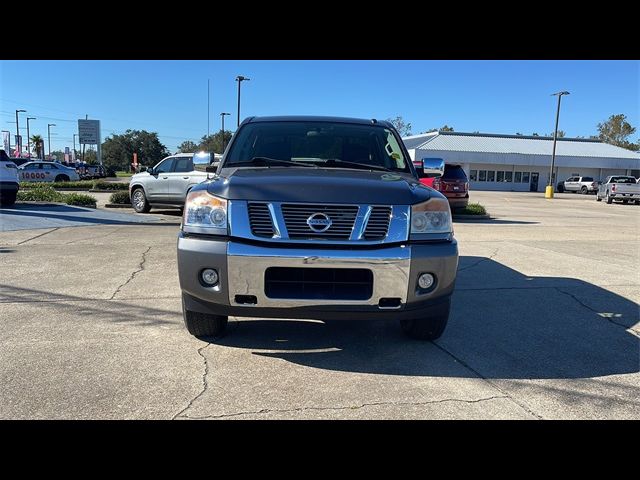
[16,184,65,202]
[109,190,131,204]
[455,203,487,216]
[20,180,94,190]
[65,193,97,208]
[93,181,129,190]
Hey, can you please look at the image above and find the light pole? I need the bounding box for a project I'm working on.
[545,91,570,199]
[47,123,56,159]
[235,75,250,127]
[15,109,26,155]
[220,112,230,152]
[73,133,79,162]
[26,117,36,158]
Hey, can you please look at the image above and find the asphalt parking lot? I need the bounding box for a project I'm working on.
[0,190,638,419]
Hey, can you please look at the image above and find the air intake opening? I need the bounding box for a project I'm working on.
[378,298,401,309]
[235,295,257,305]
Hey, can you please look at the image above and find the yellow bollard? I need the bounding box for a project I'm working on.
[545,185,554,199]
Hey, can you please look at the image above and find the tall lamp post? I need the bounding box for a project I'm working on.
[26,117,36,158]
[546,91,570,199]
[47,123,56,159]
[15,109,26,155]
[235,75,250,127]
[220,112,230,152]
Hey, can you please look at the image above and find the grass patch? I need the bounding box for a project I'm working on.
[20,180,94,190]
[93,181,129,191]
[109,190,131,204]
[16,184,97,208]
[115,171,133,177]
[454,203,487,216]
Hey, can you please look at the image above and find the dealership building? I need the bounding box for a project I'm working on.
[403,131,640,192]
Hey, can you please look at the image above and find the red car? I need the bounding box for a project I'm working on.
[414,161,469,210]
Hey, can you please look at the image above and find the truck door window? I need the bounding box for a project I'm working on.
[173,158,192,173]
[155,158,175,174]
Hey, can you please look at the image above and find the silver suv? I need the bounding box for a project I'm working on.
[129,152,220,213]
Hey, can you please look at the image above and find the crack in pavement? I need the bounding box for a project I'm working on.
[172,343,212,420]
[457,248,499,272]
[109,246,152,300]
[64,227,122,245]
[180,395,510,419]
[16,228,60,245]
[430,341,543,420]
[556,288,640,336]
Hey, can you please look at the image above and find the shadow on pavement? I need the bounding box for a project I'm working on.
[212,257,639,379]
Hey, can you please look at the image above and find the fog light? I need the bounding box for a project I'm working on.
[418,273,434,290]
[201,268,219,286]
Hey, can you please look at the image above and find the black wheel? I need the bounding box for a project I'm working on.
[622,200,629,204]
[557,184,564,193]
[581,186,588,194]
[0,191,17,207]
[606,191,613,204]
[182,305,228,338]
[596,194,602,202]
[54,174,69,182]
[131,187,151,213]
[400,299,450,341]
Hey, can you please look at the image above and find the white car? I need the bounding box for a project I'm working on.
[18,161,80,182]
[1,156,20,206]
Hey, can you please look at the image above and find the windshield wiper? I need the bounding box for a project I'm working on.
[232,157,318,168]
[321,159,392,172]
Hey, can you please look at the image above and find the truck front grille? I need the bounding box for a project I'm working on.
[248,203,274,237]
[264,267,373,300]
[364,206,392,239]
[281,204,358,240]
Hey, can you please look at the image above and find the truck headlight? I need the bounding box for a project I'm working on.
[410,197,452,235]
[182,190,228,235]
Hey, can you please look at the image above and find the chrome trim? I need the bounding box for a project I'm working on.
[227,241,411,307]
[266,202,282,239]
[234,200,410,246]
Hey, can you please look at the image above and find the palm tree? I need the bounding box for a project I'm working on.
[30,134,43,158]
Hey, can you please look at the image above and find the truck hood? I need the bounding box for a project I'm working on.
[207,167,434,204]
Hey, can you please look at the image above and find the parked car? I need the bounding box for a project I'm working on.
[413,162,469,209]
[84,165,107,179]
[129,151,221,213]
[18,161,80,182]
[177,116,458,341]
[596,175,640,204]
[0,150,20,206]
[559,176,599,194]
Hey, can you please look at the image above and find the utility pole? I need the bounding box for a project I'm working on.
[15,109,26,155]
[545,91,570,199]
[220,112,230,152]
[47,123,56,158]
[26,117,36,158]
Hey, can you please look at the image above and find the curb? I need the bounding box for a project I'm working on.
[104,203,132,209]
[15,201,96,209]
[452,214,491,220]
[90,189,129,193]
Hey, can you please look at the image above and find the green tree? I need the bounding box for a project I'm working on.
[101,130,168,170]
[50,150,65,161]
[30,135,44,158]
[386,116,412,136]
[177,140,199,153]
[424,125,455,134]
[545,130,565,138]
[597,114,637,150]
[199,130,233,154]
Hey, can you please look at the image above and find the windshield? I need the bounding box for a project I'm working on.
[224,121,410,172]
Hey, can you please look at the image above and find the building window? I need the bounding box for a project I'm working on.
[515,171,522,183]
[478,170,487,181]
[487,170,495,182]
[470,169,477,181]
[522,172,530,183]
[505,171,513,182]
[497,171,504,182]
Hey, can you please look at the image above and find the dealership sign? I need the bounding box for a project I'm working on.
[78,119,101,144]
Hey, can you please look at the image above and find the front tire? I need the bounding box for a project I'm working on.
[596,194,602,202]
[581,186,588,194]
[131,187,151,213]
[400,299,450,340]
[606,191,613,204]
[0,191,17,207]
[183,306,228,338]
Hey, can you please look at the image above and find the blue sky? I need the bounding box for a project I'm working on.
[1,60,637,154]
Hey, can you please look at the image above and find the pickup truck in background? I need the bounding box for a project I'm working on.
[559,176,599,194]
[129,151,221,213]
[596,175,640,204]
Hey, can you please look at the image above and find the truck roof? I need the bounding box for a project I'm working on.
[245,115,394,128]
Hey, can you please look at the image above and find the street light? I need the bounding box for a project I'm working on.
[26,117,36,158]
[235,75,250,127]
[545,91,570,199]
[220,112,231,152]
[15,109,26,155]
[47,123,56,158]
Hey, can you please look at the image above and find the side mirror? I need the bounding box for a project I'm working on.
[146,167,153,175]
[422,158,445,178]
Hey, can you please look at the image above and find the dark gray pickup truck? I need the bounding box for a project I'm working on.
[177,116,459,340]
